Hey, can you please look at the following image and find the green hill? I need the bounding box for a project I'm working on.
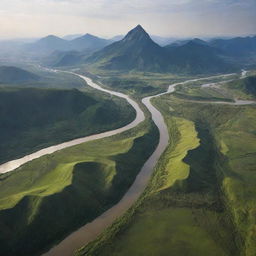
[0,87,135,164]
[0,66,39,83]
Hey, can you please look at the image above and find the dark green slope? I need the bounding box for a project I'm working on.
[0,87,135,164]
[86,25,171,72]
[0,66,39,83]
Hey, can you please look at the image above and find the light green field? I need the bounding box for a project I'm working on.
[97,208,229,256]
[0,134,138,210]
[157,117,199,191]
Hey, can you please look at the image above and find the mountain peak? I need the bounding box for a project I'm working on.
[134,24,144,31]
[123,24,151,42]
[84,33,95,38]
[38,35,65,43]
[44,35,61,40]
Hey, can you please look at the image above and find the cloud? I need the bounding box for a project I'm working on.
[0,0,255,38]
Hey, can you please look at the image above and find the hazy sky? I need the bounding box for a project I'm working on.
[0,0,255,39]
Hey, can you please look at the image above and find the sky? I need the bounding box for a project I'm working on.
[0,0,255,39]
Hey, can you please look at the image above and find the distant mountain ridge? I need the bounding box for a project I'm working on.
[70,33,110,51]
[41,25,256,74]
[84,25,238,74]
[209,36,256,57]
[25,34,113,56]
[164,40,234,73]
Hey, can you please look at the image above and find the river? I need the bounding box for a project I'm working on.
[43,71,249,256]
[0,74,145,174]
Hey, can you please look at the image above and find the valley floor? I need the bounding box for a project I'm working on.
[0,67,255,256]
[77,72,256,256]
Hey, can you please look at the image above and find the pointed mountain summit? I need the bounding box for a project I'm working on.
[123,24,151,42]
[86,25,170,72]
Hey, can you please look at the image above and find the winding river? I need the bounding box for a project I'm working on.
[0,68,254,256]
[0,74,145,174]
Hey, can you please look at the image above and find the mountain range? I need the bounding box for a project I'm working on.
[44,25,256,74]
[86,25,172,72]
[1,25,255,74]
[81,25,238,73]
[24,34,113,57]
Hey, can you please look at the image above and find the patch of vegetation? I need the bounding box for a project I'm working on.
[223,75,256,100]
[0,87,135,164]
[173,75,236,102]
[78,67,199,98]
[0,118,158,256]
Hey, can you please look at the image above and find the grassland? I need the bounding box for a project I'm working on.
[78,82,256,256]
[0,86,135,164]
[0,116,158,256]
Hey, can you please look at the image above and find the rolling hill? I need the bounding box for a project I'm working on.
[0,66,39,83]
